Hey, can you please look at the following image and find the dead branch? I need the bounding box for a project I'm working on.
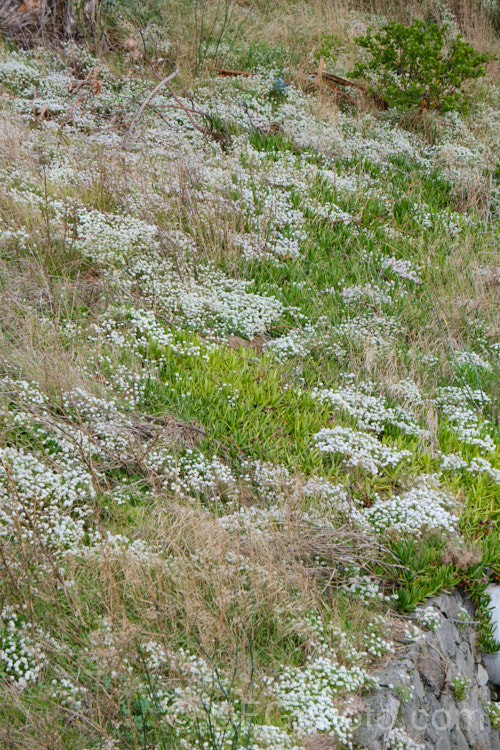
[163,81,214,136]
[214,67,252,78]
[322,79,357,105]
[309,64,389,110]
[68,66,102,95]
[124,70,222,147]
[123,68,179,147]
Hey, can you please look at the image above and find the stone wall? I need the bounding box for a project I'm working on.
[353,591,500,750]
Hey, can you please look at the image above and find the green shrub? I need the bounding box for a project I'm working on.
[352,19,491,113]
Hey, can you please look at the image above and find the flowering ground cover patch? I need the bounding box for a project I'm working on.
[0,2,499,747]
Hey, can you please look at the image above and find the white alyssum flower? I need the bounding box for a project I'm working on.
[145,448,237,501]
[0,606,49,688]
[364,475,458,537]
[386,727,425,750]
[273,656,375,743]
[312,425,412,475]
[311,379,425,437]
[436,386,495,453]
[454,350,492,371]
[340,282,394,306]
[416,606,441,631]
[381,255,422,284]
[51,678,88,711]
[75,210,284,339]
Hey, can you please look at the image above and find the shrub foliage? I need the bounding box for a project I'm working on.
[352,19,491,113]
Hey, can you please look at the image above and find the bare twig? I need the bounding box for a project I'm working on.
[214,67,252,77]
[322,79,357,105]
[309,67,389,109]
[164,81,214,135]
[124,68,179,147]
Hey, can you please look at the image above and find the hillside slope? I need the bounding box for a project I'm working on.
[0,1,500,747]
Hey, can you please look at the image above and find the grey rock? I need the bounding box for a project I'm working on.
[412,668,426,700]
[450,726,469,750]
[474,733,494,750]
[438,621,459,658]
[478,686,490,703]
[435,733,452,750]
[459,705,482,746]
[456,648,471,677]
[352,691,399,747]
[438,695,458,730]
[354,591,498,750]
[418,647,447,695]
[477,664,489,687]
[483,651,500,686]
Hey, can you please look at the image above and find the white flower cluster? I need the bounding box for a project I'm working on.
[440,452,500,484]
[218,504,286,538]
[288,612,363,659]
[416,606,442,631]
[145,448,237,501]
[0,53,42,93]
[93,307,214,362]
[61,387,141,462]
[313,425,412,475]
[381,255,422,284]
[311,379,425,437]
[386,727,425,750]
[364,476,458,537]
[437,387,495,453]
[83,529,163,566]
[340,282,394,306]
[0,446,93,554]
[389,379,424,406]
[0,383,166,566]
[486,701,500,729]
[76,209,284,339]
[454,350,492,371]
[51,678,88,712]
[334,312,399,350]
[240,459,295,501]
[263,328,318,362]
[273,656,374,743]
[0,606,48,688]
[363,616,395,658]
[468,457,500,483]
[249,724,301,750]
[347,576,395,604]
[403,624,425,642]
[99,362,155,408]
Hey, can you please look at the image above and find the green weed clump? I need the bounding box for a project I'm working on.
[352,19,492,113]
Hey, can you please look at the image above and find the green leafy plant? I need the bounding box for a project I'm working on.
[352,19,491,113]
[451,675,469,701]
[486,701,500,729]
[376,534,459,612]
[392,684,413,703]
[464,532,500,652]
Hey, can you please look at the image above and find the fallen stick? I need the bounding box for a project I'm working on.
[124,68,178,147]
[309,68,389,109]
[322,79,357,105]
[214,67,252,77]
[68,67,102,95]
[163,81,213,136]
[319,71,362,89]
